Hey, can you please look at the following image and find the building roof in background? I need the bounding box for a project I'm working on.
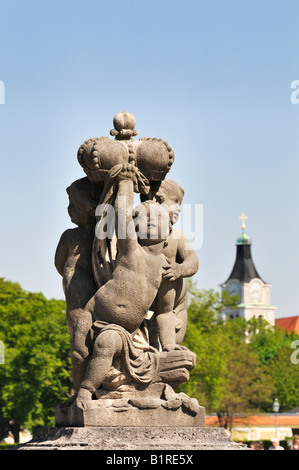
[275,316,299,335]
[223,243,264,285]
[286,407,299,414]
[206,414,299,427]
[222,215,265,285]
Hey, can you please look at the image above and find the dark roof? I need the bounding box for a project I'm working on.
[224,243,264,284]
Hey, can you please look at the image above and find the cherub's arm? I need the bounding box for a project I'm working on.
[54,230,73,276]
[176,232,199,277]
[162,231,199,281]
[114,165,138,255]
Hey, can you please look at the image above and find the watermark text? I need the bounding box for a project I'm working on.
[95,200,203,250]
[290,80,299,104]
[291,340,299,364]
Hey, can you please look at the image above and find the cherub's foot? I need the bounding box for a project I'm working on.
[75,388,92,410]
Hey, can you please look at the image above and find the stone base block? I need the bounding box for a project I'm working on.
[17,426,248,450]
[55,398,205,428]
[55,384,205,427]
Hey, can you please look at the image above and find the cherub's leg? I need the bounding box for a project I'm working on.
[71,310,93,392]
[173,278,188,344]
[76,329,123,406]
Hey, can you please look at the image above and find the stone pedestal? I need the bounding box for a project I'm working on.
[54,384,205,428]
[17,426,247,450]
[17,386,247,450]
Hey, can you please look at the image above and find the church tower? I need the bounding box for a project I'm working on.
[221,213,276,325]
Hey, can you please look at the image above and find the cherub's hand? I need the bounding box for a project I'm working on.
[117,162,138,182]
[75,388,92,410]
[111,162,150,194]
[162,258,182,281]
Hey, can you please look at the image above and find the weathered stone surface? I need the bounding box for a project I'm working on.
[17,426,248,450]
[25,112,247,453]
[55,401,205,428]
[55,383,205,427]
[55,397,205,428]
[55,112,201,416]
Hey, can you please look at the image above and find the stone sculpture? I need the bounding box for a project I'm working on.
[54,111,204,427]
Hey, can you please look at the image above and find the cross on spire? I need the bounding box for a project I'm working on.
[239,212,248,231]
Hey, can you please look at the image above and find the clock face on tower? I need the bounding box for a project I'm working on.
[249,280,263,300]
[227,281,240,297]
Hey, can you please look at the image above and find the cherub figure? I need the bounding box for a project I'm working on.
[76,164,186,405]
[54,177,103,390]
[142,179,199,346]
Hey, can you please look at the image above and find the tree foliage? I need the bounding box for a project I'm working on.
[177,283,233,411]
[179,281,299,429]
[0,278,72,442]
[1,277,299,440]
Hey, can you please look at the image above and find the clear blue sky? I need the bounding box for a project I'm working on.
[0,0,298,318]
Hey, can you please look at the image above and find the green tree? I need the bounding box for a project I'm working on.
[178,282,238,412]
[267,346,299,411]
[216,318,274,428]
[249,316,299,411]
[248,316,297,365]
[179,283,275,425]
[0,278,72,442]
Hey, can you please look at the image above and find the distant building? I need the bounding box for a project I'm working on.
[276,316,299,335]
[206,412,299,441]
[221,213,276,325]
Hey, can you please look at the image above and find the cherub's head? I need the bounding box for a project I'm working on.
[141,179,184,225]
[133,200,171,244]
[66,177,103,226]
